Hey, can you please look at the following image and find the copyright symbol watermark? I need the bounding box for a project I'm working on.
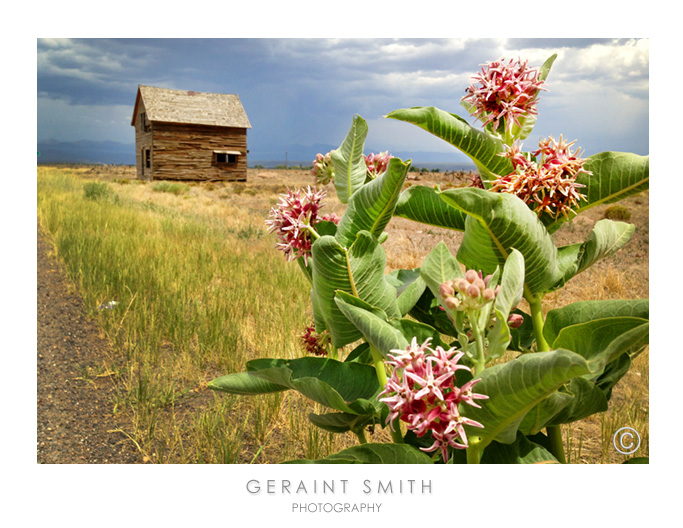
[612,427,641,455]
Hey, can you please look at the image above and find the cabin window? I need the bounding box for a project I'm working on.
[213,151,240,166]
[145,149,151,169]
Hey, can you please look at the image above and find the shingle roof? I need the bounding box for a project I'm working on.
[132,85,251,128]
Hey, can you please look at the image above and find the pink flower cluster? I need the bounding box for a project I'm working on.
[265,187,335,264]
[379,338,487,462]
[364,151,393,178]
[491,136,590,219]
[463,58,546,134]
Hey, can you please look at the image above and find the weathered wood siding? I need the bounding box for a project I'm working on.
[134,100,153,180]
[149,122,248,181]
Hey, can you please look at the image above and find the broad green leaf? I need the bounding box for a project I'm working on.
[385,106,513,181]
[552,318,649,377]
[480,432,559,464]
[577,152,649,212]
[308,412,377,434]
[463,349,591,448]
[408,287,460,337]
[335,157,411,247]
[247,357,380,415]
[394,185,468,230]
[385,268,427,316]
[518,389,574,436]
[208,371,288,395]
[554,219,635,290]
[546,377,609,426]
[487,249,525,360]
[331,115,369,203]
[311,232,400,348]
[439,188,562,295]
[283,443,434,464]
[334,291,409,358]
[544,299,649,345]
[420,240,464,300]
[389,318,452,352]
[595,353,632,400]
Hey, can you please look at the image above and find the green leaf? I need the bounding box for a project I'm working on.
[420,240,464,299]
[311,232,400,348]
[308,412,376,434]
[552,318,649,378]
[394,185,468,230]
[555,219,635,290]
[283,443,434,464]
[544,299,649,345]
[385,106,513,181]
[408,287,460,337]
[335,157,411,248]
[463,349,591,448]
[576,152,649,213]
[208,371,288,395]
[480,432,559,464]
[487,249,525,360]
[518,389,575,435]
[439,188,562,295]
[334,291,408,358]
[546,377,609,426]
[385,268,428,317]
[331,115,369,204]
[247,357,380,415]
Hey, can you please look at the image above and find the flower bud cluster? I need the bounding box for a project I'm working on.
[379,338,487,463]
[440,269,498,312]
[364,151,392,179]
[300,322,331,356]
[311,151,335,185]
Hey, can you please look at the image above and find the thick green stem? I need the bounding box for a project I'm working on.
[527,293,566,463]
[547,424,566,464]
[472,322,487,376]
[466,444,482,464]
[369,345,404,444]
[527,294,550,352]
[354,428,368,445]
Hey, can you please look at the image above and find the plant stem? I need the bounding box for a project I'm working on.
[466,444,482,464]
[527,294,550,352]
[369,345,404,444]
[354,428,368,444]
[469,312,487,376]
[526,293,567,463]
[547,424,566,464]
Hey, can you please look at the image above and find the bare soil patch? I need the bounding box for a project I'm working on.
[37,223,140,463]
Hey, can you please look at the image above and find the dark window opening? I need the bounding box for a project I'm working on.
[145,149,151,169]
[216,153,237,163]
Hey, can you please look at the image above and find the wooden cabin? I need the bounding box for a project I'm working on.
[131,85,251,181]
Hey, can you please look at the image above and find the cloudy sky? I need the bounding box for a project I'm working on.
[37,38,649,162]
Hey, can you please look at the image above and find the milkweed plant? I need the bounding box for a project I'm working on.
[209,54,649,464]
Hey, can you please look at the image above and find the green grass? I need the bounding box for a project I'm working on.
[152,181,190,195]
[37,167,354,463]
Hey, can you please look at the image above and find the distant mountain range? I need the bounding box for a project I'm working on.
[37,139,475,172]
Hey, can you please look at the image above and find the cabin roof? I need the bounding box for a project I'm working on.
[132,85,251,128]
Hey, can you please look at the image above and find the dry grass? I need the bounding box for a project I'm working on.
[38,164,649,463]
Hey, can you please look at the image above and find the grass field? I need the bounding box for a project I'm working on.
[37,164,649,463]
